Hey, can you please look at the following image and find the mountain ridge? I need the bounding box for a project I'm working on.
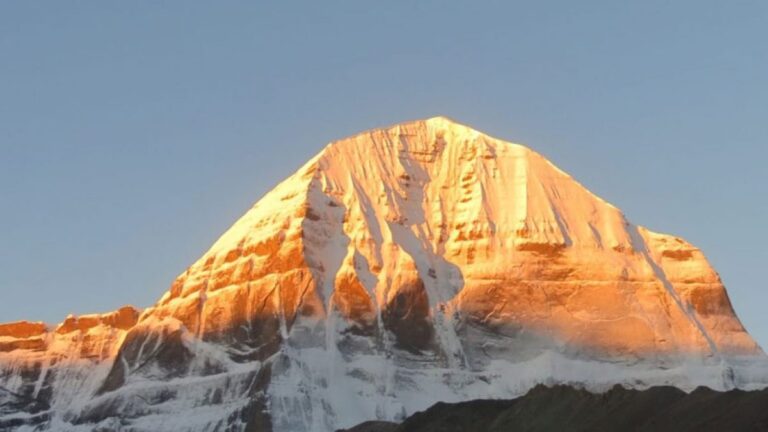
[339,383,768,432]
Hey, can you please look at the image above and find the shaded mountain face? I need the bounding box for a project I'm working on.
[339,384,768,432]
[1,117,766,431]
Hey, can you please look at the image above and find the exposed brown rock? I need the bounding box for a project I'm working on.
[0,322,47,339]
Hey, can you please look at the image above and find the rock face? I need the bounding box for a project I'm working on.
[0,117,766,431]
[0,307,139,430]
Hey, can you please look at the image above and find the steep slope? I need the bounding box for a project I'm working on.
[0,117,765,431]
[0,307,139,430]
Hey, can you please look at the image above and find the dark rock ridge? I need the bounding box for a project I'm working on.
[338,384,768,432]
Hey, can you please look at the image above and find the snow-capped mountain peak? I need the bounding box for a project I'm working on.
[1,117,765,431]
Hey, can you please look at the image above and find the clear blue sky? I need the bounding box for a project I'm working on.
[1,2,766,349]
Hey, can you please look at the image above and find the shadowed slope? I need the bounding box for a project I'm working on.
[340,385,768,432]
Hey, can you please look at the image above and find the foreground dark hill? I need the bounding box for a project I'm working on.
[342,385,768,432]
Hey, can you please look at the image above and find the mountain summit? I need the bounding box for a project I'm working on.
[1,117,766,431]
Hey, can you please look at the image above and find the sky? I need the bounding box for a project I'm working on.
[1,2,766,349]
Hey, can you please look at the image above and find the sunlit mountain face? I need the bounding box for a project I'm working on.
[2,117,766,432]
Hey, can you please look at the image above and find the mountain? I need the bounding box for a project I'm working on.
[340,384,768,432]
[1,117,766,431]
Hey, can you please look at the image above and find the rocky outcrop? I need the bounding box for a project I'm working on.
[0,306,139,429]
[0,117,766,431]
